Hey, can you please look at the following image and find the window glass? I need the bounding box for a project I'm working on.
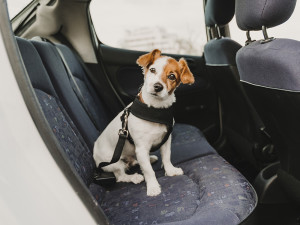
[230,3,300,45]
[6,0,33,19]
[90,0,206,55]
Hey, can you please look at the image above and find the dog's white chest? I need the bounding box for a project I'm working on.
[128,114,167,148]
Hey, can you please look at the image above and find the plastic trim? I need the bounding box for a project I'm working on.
[241,80,300,93]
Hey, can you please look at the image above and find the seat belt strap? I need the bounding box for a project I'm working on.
[55,46,101,131]
[94,108,130,186]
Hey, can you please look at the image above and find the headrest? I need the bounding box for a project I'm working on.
[204,38,241,66]
[205,0,235,26]
[236,0,297,31]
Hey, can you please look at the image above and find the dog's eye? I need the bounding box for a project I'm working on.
[150,68,156,73]
[168,74,176,81]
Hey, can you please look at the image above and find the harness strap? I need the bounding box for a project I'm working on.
[150,124,173,152]
[130,97,173,151]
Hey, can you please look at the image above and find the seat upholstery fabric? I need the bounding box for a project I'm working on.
[235,0,297,31]
[237,38,300,91]
[204,37,241,66]
[16,36,257,224]
[205,0,235,27]
[91,155,256,225]
[17,37,95,186]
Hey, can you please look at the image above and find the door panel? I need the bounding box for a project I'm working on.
[98,44,219,142]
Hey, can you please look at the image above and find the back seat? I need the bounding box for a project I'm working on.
[30,37,217,168]
[16,36,257,225]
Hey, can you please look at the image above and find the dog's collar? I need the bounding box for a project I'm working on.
[130,96,174,127]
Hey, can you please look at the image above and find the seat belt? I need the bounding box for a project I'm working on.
[55,46,101,131]
[238,83,276,162]
[94,108,130,186]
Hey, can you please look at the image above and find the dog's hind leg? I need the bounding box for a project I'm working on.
[103,160,144,184]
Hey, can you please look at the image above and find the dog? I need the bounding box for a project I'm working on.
[93,49,194,196]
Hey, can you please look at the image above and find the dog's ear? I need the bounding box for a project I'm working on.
[179,58,195,84]
[136,49,161,69]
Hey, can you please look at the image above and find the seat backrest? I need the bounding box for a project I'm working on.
[235,0,300,203]
[16,37,97,187]
[31,39,112,150]
[204,0,274,168]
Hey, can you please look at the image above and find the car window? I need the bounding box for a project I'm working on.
[230,3,300,45]
[6,0,33,19]
[89,0,206,55]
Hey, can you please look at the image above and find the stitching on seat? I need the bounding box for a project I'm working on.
[260,0,268,24]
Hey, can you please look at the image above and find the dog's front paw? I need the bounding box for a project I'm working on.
[131,173,144,184]
[165,167,184,176]
[147,182,161,196]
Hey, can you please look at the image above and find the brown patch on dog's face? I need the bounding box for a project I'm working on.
[161,58,182,94]
[136,49,161,74]
[178,58,195,84]
[161,58,195,94]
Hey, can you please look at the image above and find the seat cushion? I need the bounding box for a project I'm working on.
[90,155,256,225]
[35,89,95,186]
[152,123,216,171]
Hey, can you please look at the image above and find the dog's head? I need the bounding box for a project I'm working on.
[137,49,194,100]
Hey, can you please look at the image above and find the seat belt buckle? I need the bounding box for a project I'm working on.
[93,170,116,186]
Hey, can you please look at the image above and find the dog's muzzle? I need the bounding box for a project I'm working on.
[154,82,163,92]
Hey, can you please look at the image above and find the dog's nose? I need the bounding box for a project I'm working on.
[154,83,163,92]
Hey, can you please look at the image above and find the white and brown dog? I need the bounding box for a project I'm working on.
[93,49,194,196]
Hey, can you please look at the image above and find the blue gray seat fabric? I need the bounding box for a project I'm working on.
[235,0,300,203]
[204,37,241,66]
[235,0,297,31]
[237,38,300,91]
[93,155,256,225]
[205,0,235,27]
[16,36,257,224]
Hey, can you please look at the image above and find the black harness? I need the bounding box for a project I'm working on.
[94,96,174,185]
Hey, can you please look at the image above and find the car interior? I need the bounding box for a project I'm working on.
[2,0,300,224]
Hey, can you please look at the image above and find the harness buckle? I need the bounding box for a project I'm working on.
[118,129,129,138]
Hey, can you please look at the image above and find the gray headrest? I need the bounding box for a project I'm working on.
[236,0,297,31]
[205,0,235,26]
